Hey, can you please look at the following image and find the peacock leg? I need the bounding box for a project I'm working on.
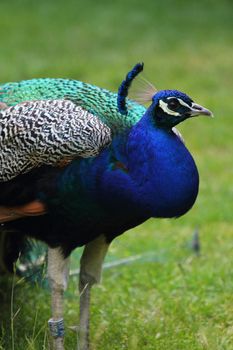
[47,247,70,350]
[78,235,110,350]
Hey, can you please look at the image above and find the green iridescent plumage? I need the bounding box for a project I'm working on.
[0,78,146,134]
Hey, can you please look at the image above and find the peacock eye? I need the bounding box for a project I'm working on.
[168,99,180,110]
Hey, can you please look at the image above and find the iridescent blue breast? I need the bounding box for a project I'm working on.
[127,124,199,218]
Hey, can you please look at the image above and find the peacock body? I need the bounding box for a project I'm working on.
[2,92,199,250]
[0,64,212,350]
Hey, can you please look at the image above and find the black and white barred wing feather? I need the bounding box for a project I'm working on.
[0,99,111,182]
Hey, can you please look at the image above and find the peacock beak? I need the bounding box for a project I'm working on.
[189,103,213,117]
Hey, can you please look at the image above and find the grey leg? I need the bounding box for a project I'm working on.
[47,247,70,350]
[78,235,110,350]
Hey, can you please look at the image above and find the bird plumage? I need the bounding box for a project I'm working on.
[0,78,145,134]
[0,99,111,181]
[0,86,205,253]
[0,64,212,254]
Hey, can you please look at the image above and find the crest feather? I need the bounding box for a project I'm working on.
[117,63,157,115]
[128,76,157,105]
[117,63,144,115]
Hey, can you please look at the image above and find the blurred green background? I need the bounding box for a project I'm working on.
[0,0,233,349]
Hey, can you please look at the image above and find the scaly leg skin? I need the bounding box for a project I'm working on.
[47,247,70,350]
[78,235,110,350]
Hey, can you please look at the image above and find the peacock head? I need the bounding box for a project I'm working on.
[149,89,213,129]
[117,63,213,129]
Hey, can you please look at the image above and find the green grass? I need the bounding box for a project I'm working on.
[0,0,233,348]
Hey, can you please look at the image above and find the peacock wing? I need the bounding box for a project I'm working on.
[0,99,111,182]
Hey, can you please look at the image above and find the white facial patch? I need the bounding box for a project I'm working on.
[159,97,191,117]
[159,99,180,116]
[176,98,191,109]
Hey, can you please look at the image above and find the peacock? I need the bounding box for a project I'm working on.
[0,63,212,350]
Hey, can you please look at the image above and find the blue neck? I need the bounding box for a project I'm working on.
[57,112,199,220]
[126,113,199,217]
